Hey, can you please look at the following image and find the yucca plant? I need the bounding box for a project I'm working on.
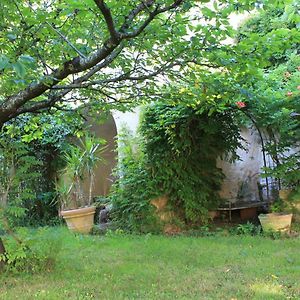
[58,135,106,210]
[80,135,106,206]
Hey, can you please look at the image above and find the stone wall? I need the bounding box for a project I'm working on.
[217,126,264,204]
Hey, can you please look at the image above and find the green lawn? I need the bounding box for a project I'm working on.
[1,228,300,300]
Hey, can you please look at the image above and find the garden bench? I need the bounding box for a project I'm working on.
[217,201,268,221]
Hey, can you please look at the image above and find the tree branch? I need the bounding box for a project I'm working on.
[46,21,87,58]
[94,0,120,43]
[9,43,126,117]
[51,60,177,90]
[122,0,184,39]
[119,0,155,33]
[0,0,185,124]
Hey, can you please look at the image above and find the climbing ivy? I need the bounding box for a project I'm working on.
[111,103,243,232]
[141,103,243,221]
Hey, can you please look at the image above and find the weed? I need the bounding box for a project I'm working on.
[230,222,262,236]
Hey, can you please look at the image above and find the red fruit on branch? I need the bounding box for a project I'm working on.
[286,91,293,97]
[236,101,246,108]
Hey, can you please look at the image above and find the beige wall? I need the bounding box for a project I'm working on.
[82,113,118,198]
[217,127,262,203]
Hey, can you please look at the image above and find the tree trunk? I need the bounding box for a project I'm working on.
[0,237,5,270]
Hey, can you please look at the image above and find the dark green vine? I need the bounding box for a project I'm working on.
[111,103,243,232]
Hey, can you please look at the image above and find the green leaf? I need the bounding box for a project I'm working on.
[19,55,35,63]
[213,1,218,10]
[208,107,215,116]
[7,33,17,41]
[13,61,26,78]
[202,7,215,19]
[0,55,10,70]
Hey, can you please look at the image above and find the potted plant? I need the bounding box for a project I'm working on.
[276,163,300,221]
[258,198,293,233]
[259,149,300,232]
[57,135,106,234]
[280,188,300,222]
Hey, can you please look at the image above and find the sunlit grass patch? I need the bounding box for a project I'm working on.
[0,227,299,299]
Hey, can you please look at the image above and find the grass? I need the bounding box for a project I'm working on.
[1,227,300,299]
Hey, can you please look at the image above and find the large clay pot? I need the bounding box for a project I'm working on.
[150,196,181,234]
[258,213,293,233]
[150,195,173,221]
[61,206,96,234]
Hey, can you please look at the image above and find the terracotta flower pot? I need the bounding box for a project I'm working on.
[258,213,293,233]
[61,206,96,234]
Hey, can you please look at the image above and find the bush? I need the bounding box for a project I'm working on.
[141,103,243,222]
[0,112,84,227]
[110,103,243,233]
[0,227,62,273]
[229,222,262,236]
[110,128,163,233]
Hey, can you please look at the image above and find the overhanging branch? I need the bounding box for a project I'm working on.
[0,0,185,124]
[94,0,120,43]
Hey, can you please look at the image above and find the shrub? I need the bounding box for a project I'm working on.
[0,112,84,227]
[0,227,62,273]
[110,128,163,233]
[230,222,262,236]
[110,103,243,232]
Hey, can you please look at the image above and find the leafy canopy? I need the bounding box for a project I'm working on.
[0,0,274,126]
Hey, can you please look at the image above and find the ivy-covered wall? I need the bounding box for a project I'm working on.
[114,107,266,206]
[110,103,244,231]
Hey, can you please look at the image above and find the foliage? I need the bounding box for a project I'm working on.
[230,222,262,236]
[270,198,286,213]
[3,112,83,146]
[0,138,42,226]
[228,223,286,239]
[0,111,83,227]
[237,1,300,65]
[57,134,106,210]
[0,0,274,127]
[110,128,163,233]
[111,103,243,232]
[271,190,300,214]
[185,225,218,237]
[237,4,300,196]
[0,227,62,273]
[141,103,243,221]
